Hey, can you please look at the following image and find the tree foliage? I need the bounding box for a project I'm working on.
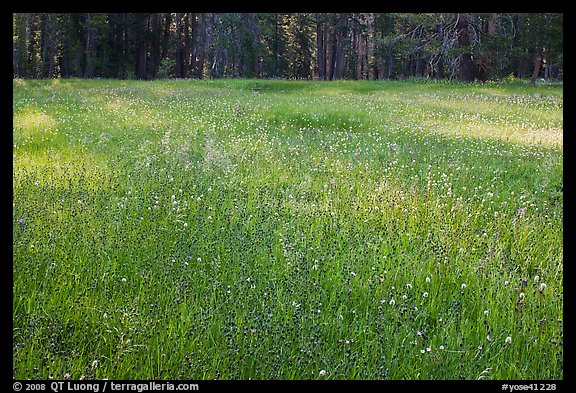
[13,12,563,82]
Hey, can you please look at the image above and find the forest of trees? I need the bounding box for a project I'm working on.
[13,13,563,83]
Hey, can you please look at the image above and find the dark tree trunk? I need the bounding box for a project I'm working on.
[386,41,395,79]
[183,13,191,78]
[190,13,198,77]
[478,13,498,81]
[332,13,348,80]
[175,13,183,77]
[161,13,171,61]
[327,23,335,80]
[149,13,162,79]
[513,14,528,78]
[456,13,475,81]
[40,13,57,78]
[84,13,94,78]
[196,13,206,78]
[435,57,444,79]
[134,15,148,80]
[210,14,223,78]
[253,28,260,78]
[316,13,326,80]
[530,46,542,86]
[415,58,425,77]
[27,14,39,77]
[355,28,367,80]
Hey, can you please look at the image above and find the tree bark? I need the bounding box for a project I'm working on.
[134,15,148,80]
[530,46,542,85]
[84,13,94,78]
[366,13,374,80]
[161,13,171,61]
[149,13,162,79]
[386,40,395,79]
[456,13,475,81]
[434,57,444,79]
[196,13,206,78]
[354,25,365,80]
[175,13,183,77]
[316,13,326,80]
[478,13,498,81]
[190,13,198,77]
[40,13,57,78]
[332,13,349,80]
[27,14,39,77]
[183,13,191,78]
[210,14,223,78]
[326,16,335,80]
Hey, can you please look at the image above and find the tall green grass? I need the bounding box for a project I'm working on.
[13,78,562,380]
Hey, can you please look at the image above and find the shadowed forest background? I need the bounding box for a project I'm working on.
[13,13,562,84]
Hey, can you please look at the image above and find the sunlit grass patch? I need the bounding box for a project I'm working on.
[419,120,563,148]
[13,108,57,136]
[13,147,113,192]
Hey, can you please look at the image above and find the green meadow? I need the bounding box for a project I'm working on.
[13,78,563,380]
